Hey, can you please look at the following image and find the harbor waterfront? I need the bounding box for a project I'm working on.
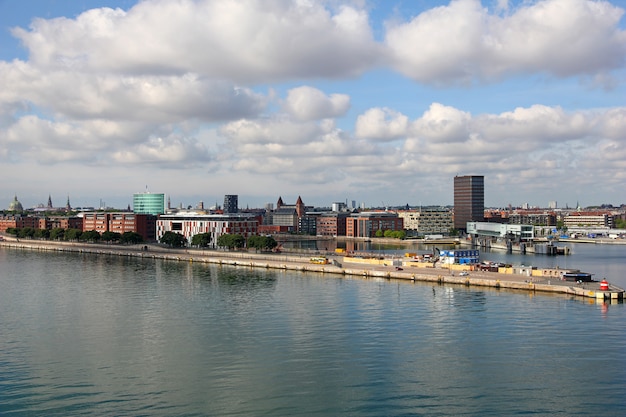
[1,242,625,416]
[0,238,623,301]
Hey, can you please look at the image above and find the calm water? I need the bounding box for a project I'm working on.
[1,247,625,416]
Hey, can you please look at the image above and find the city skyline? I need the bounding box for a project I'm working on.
[1,0,625,209]
[4,190,622,213]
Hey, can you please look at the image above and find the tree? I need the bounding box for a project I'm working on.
[5,227,18,236]
[160,231,187,248]
[392,230,406,239]
[381,229,406,239]
[120,231,143,245]
[50,227,65,240]
[191,232,212,248]
[217,233,245,250]
[247,235,277,252]
[17,227,35,239]
[101,231,121,243]
[79,230,99,242]
[375,229,384,237]
[34,228,50,239]
[264,236,278,251]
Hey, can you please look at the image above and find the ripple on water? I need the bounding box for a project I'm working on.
[0,249,625,416]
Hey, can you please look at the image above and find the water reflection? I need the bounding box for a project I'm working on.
[1,248,625,416]
[281,238,446,257]
[433,286,487,312]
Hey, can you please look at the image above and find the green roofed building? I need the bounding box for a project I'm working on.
[133,192,165,216]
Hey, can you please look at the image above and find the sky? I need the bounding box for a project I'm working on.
[0,0,625,210]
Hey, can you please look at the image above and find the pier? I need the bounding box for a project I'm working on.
[1,238,623,302]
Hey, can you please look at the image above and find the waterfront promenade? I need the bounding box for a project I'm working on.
[1,236,623,302]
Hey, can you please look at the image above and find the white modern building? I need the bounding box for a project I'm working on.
[157,213,258,247]
[397,208,453,236]
[466,222,534,242]
[564,213,613,228]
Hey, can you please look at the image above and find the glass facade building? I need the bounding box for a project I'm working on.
[133,193,165,216]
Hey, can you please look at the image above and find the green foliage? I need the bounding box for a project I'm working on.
[449,228,459,237]
[17,227,35,239]
[376,229,406,239]
[383,230,406,239]
[191,232,212,248]
[34,228,50,239]
[101,231,121,243]
[217,233,245,250]
[120,231,143,244]
[615,218,626,229]
[393,230,406,239]
[50,228,65,240]
[79,230,99,242]
[160,231,187,248]
[247,235,277,252]
[5,227,18,236]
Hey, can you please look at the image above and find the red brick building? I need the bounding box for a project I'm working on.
[0,215,40,232]
[316,213,349,236]
[346,212,404,238]
[82,212,157,241]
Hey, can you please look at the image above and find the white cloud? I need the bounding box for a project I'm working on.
[111,134,212,167]
[410,103,472,142]
[219,114,379,182]
[355,107,409,140]
[474,105,594,148]
[400,103,626,197]
[12,0,380,82]
[1,0,625,208]
[385,0,626,84]
[597,107,626,139]
[0,115,211,167]
[0,62,266,123]
[283,86,350,121]
[220,117,326,146]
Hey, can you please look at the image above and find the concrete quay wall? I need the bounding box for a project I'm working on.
[1,239,623,302]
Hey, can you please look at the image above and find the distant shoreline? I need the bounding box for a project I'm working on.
[1,236,623,302]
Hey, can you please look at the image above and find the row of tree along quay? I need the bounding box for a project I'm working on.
[3,227,278,253]
[4,227,144,245]
[159,231,277,252]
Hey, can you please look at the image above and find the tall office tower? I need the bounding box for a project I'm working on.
[223,195,238,214]
[133,192,165,215]
[454,175,484,231]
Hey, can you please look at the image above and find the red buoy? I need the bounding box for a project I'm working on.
[600,279,609,291]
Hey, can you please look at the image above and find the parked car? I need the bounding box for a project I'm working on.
[459,271,469,276]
